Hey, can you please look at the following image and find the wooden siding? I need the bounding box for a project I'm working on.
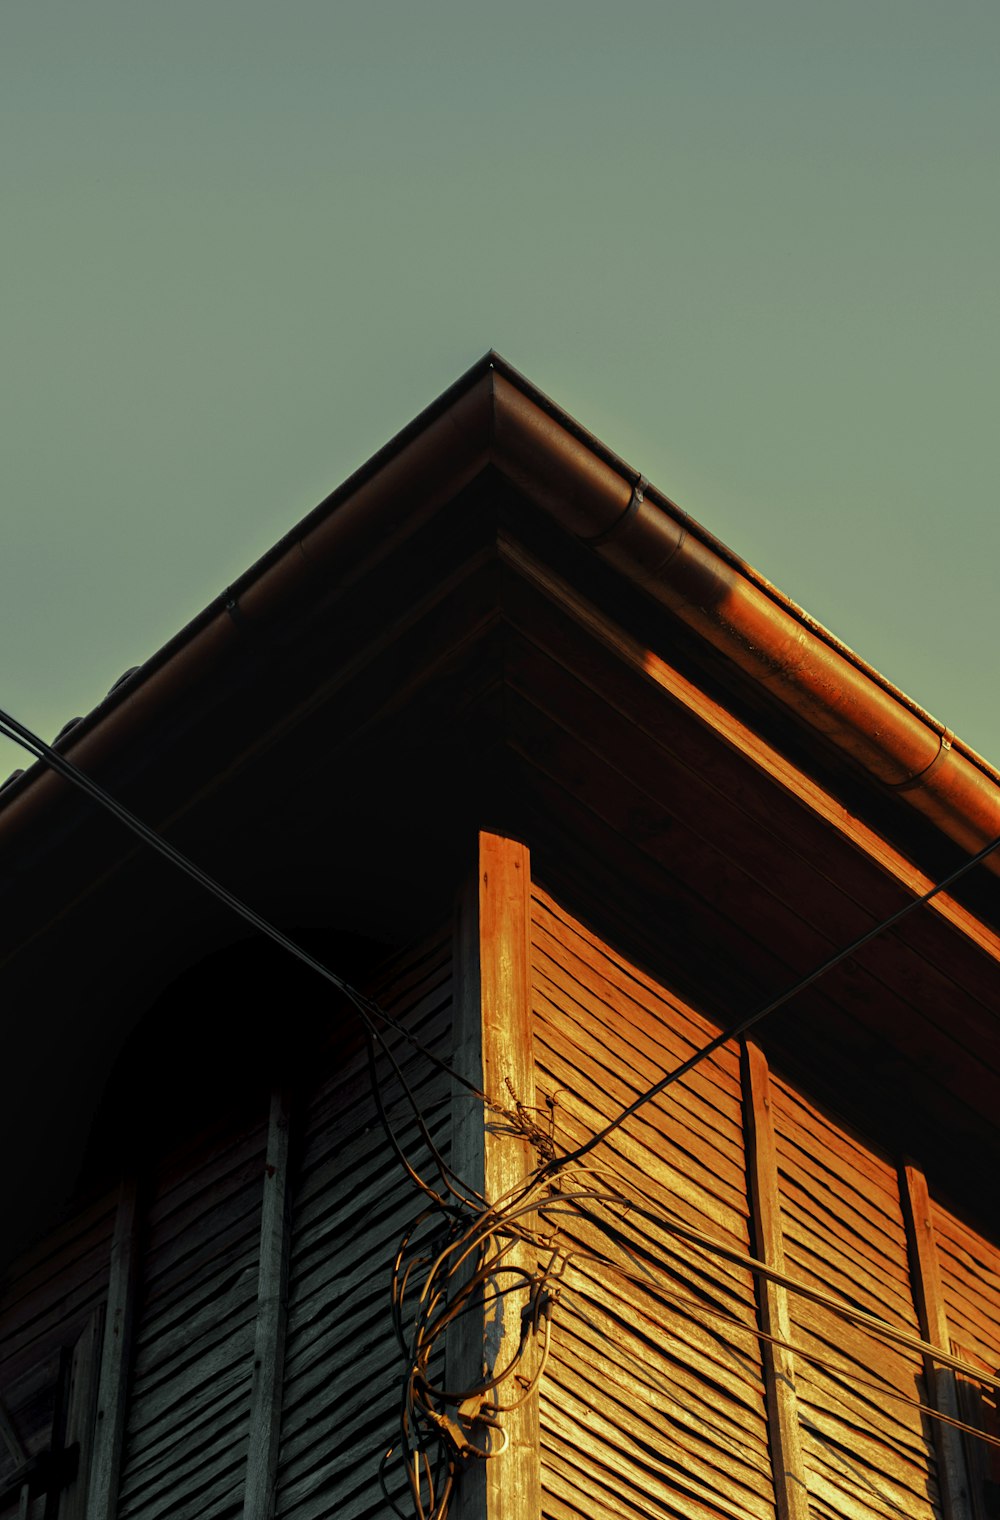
[274,929,454,1520]
[530,886,773,1520]
[932,1203,1000,1386]
[450,833,540,1520]
[116,1116,267,1520]
[931,1200,1000,1520]
[771,1079,940,1520]
[527,882,1000,1520]
[0,1192,114,1520]
[4,892,1000,1520]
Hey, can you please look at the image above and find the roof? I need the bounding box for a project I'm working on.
[3,351,1000,1262]
[4,351,999,863]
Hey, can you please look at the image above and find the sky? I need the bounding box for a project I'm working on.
[2,1,998,787]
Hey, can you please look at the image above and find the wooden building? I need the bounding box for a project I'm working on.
[2,353,1000,1520]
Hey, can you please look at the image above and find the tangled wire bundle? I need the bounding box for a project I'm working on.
[378,1097,561,1520]
[377,1092,673,1520]
[373,1063,1000,1520]
[5,709,1000,1520]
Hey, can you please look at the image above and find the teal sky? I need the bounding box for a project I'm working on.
[2,2,998,787]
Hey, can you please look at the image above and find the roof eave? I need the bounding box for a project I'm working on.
[2,351,999,878]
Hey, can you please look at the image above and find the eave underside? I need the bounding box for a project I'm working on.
[2,467,999,1261]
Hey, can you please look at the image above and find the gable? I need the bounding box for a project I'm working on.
[1,352,999,1253]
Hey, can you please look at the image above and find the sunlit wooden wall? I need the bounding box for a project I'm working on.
[2,854,999,1520]
[529,878,999,1520]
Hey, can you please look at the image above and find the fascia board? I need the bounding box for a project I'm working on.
[2,353,999,889]
[487,369,1000,874]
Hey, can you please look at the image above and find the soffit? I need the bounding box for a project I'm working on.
[2,362,1000,1250]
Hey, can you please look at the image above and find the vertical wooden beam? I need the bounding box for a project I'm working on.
[87,1178,139,1520]
[451,830,540,1520]
[61,1311,104,1520]
[43,1347,72,1520]
[741,1042,809,1520]
[243,1089,293,1520]
[900,1164,973,1520]
[0,1400,28,1470]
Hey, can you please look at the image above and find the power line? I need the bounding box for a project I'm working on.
[6,703,1000,1517]
[0,705,472,1079]
[0,704,488,1212]
[548,822,1000,1173]
[559,1283,1000,1458]
[5,698,1000,1196]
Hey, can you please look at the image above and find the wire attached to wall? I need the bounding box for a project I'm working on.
[544,818,1000,1174]
[5,703,1000,1520]
[0,703,485,1215]
[378,1088,1000,1519]
[5,698,1000,1184]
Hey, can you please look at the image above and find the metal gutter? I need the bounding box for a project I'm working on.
[489,366,1000,866]
[2,351,999,877]
[0,367,493,848]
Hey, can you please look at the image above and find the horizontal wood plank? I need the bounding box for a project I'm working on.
[532,885,772,1520]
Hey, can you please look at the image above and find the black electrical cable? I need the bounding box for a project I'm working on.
[384,1128,1000,1520]
[7,699,999,1187]
[547,822,1000,1173]
[555,1280,1000,1458]
[0,704,488,1211]
[8,699,1000,1517]
[0,705,480,1077]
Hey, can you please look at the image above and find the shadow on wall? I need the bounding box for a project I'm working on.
[83,925,390,1189]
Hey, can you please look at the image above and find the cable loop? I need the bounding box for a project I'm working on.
[4,704,1000,1517]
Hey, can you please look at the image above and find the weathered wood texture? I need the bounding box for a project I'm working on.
[274,930,454,1520]
[530,886,773,1520]
[61,1309,102,1520]
[243,1090,293,1520]
[931,1197,1000,1520]
[742,1043,809,1520]
[6,896,1000,1520]
[0,1190,114,1520]
[770,1077,939,1520]
[500,563,1000,1137]
[115,1119,266,1520]
[88,1178,139,1520]
[451,833,539,1520]
[931,1198,1000,1391]
[901,1166,973,1520]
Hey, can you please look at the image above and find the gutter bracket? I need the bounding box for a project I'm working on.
[890,729,955,793]
[583,474,649,548]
